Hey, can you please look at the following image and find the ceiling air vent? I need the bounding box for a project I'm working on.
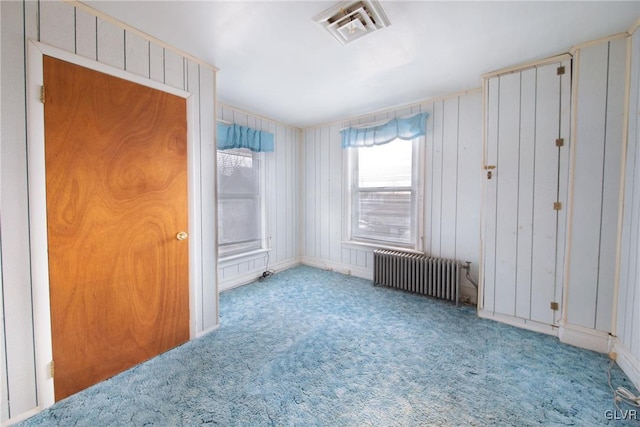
[313,1,391,45]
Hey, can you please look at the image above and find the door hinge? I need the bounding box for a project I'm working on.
[550,302,559,311]
[40,85,45,104]
[556,138,564,147]
[553,202,562,211]
[49,360,55,378]
[557,66,566,75]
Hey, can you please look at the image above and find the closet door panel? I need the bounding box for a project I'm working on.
[515,68,537,320]
[494,72,521,316]
[530,62,562,325]
[482,78,500,312]
[482,59,570,327]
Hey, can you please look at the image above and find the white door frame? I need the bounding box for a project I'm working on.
[26,40,200,410]
[478,54,572,335]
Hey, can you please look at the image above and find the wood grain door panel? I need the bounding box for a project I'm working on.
[44,55,189,401]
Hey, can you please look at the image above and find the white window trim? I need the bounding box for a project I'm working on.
[218,248,271,265]
[343,136,425,252]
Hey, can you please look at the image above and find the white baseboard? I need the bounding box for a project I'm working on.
[3,406,42,426]
[219,257,301,292]
[301,256,373,280]
[477,309,559,336]
[195,323,219,339]
[557,321,612,354]
[612,339,640,391]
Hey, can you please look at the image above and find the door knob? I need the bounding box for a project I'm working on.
[176,231,188,241]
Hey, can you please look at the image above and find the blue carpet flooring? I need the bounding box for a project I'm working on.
[20,265,639,426]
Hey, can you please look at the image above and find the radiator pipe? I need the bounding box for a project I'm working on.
[462,262,478,289]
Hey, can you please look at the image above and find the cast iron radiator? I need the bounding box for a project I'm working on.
[373,249,460,304]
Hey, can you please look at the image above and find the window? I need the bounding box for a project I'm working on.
[348,138,422,249]
[217,148,264,257]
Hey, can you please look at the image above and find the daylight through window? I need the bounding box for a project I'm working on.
[350,138,420,248]
[217,148,263,257]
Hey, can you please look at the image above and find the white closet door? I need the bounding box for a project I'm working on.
[482,59,571,326]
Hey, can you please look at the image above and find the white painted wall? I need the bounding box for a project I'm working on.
[564,37,627,335]
[301,91,483,302]
[217,105,302,292]
[614,27,640,390]
[1,0,217,422]
[1,0,638,422]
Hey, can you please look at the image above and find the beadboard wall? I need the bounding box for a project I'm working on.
[2,1,639,423]
[614,26,640,389]
[561,36,628,346]
[565,38,627,332]
[301,90,483,302]
[217,105,302,292]
[1,0,218,421]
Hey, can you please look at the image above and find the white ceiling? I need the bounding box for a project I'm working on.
[86,1,639,128]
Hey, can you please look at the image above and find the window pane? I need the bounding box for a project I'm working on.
[218,198,261,245]
[353,190,413,245]
[217,149,260,195]
[358,139,412,188]
[217,148,262,257]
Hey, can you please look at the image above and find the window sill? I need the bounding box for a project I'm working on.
[341,240,423,254]
[218,248,270,266]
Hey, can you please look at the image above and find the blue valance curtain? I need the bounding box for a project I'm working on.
[217,122,275,152]
[340,112,428,148]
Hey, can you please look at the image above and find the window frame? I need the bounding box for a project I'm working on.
[344,136,425,251]
[216,147,268,259]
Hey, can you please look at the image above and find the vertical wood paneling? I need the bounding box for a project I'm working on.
[621,124,639,349]
[483,79,500,312]
[530,63,561,325]
[567,43,610,329]
[595,38,626,332]
[306,131,316,258]
[75,9,97,59]
[283,127,293,262]
[515,68,536,320]
[1,9,8,414]
[329,123,343,262]
[320,127,331,260]
[423,102,435,254]
[632,30,640,361]
[441,97,459,259]
[494,72,521,317]
[315,129,322,258]
[290,129,300,260]
[617,29,640,360]
[276,124,287,262]
[149,44,164,83]
[125,31,150,78]
[1,0,38,417]
[40,1,75,51]
[456,92,482,298]
[2,0,219,418]
[96,18,124,69]
[431,101,444,256]
[164,49,184,90]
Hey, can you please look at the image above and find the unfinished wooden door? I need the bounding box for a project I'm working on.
[44,56,189,401]
[482,59,571,327]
